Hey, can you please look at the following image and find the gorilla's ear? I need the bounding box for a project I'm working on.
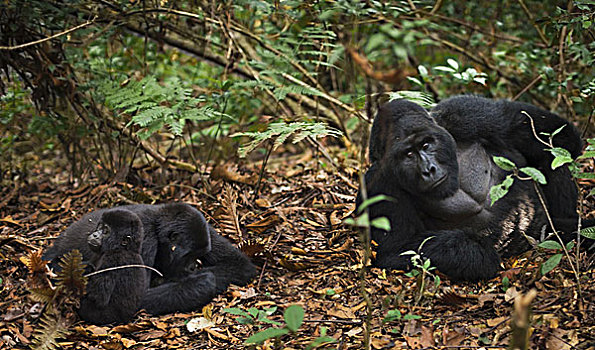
[369,99,433,163]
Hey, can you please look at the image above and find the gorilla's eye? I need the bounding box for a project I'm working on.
[421,143,430,151]
[406,150,415,158]
[121,235,132,246]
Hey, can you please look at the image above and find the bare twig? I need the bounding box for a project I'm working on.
[516,0,549,46]
[84,264,163,277]
[0,17,96,50]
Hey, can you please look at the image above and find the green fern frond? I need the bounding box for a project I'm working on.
[101,75,221,138]
[231,121,342,157]
[387,91,436,109]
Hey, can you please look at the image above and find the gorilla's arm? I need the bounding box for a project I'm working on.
[140,230,256,315]
[201,230,257,293]
[82,274,115,307]
[369,197,501,281]
[362,166,502,281]
[141,270,217,315]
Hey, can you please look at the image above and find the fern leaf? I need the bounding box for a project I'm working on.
[232,121,342,157]
[20,250,47,274]
[388,91,436,109]
[31,312,69,350]
[55,250,87,295]
[28,287,57,304]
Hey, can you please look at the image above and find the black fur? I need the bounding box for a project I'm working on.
[359,96,589,281]
[78,209,147,325]
[43,203,257,319]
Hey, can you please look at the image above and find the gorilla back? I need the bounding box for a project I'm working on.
[43,203,257,316]
[359,97,588,281]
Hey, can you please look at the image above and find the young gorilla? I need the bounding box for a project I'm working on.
[44,203,256,317]
[360,96,591,281]
[78,209,147,325]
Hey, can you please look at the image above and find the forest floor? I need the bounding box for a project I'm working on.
[0,145,594,349]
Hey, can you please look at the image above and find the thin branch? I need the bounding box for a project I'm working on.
[84,264,163,278]
[517,0,550,46]
[512,75,542,101]
[0,17,96,51]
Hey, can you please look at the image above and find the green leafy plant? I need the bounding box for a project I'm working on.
[401,237,441,304]
[344,194,393,231]
[102,76,228,139]
[223,306,281,326]
[231,121,342,158]
[489,123,594,280]
[432,58,488,86]
[240,305,336,347]
[538,240,576,275]
[387,90,436,109]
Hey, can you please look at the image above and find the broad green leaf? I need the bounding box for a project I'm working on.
[493,156,516,171]
[403,314,422,320]
[550,124,566,138]
[447,58,459,70]
[307,335,336,350]
[434,66,456,73]
[548,147,571,158]
[538,240,562,250]
[489,176,514,206]
[245,327,289,344]
[540,253,563,275]
[551,156,573,170]
[565,241,575,250]
[222,308,249,316]
[519,167,547,184]
[284,305,304,332]
[383,309,402,322]
[577,151,595,159]
[260,318,283,326]
[371,217,391,231]
[248,307,259,317]
[357,195,394,213]
[580,226,595,239]
[344,212,369,228]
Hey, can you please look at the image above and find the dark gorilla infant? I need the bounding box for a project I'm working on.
[44,203,257,323]
[78,209,147,325]
[359,96,592,281]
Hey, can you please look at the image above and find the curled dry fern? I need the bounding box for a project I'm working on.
[31,312,69,350]
[29,250,89,349]
[55,249,87,294]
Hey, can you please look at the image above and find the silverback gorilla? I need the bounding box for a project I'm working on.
[359,95,590,281]
[43,203,256,323]
[78,209,148,324]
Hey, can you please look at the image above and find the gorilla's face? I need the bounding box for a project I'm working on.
[384,114,459,199]
[160,231,205,278]
[87,209,143,253]
[155,206,212,278]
